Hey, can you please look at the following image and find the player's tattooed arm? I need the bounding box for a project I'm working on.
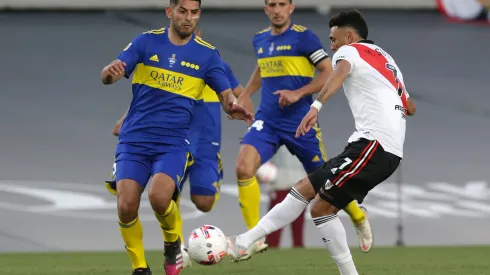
[315,60,351,104]
[296,57,334,97]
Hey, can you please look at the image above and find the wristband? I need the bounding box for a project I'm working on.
[311,100,323,111]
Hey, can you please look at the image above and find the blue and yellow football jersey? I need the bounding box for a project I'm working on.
[187,61,240,159]
[116,27,231,153]
[253,23,329,132]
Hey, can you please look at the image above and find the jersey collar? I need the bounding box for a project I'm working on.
[358,39,374,44]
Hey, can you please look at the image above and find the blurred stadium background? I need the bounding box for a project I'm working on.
[0,0,489,271]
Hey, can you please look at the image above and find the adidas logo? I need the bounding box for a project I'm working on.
[149,54,159,62]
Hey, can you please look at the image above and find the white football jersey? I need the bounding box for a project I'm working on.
[332,41,410,158]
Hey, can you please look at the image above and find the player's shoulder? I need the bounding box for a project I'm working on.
[289,23,317,37]
[255,26,271,36]
[193,35,217,51]
[289,23,309,33]
[335,44,359,56]
[221,61,232,71]
[254,26,271,42]
[131,27,166,44]
[142,27,167,35]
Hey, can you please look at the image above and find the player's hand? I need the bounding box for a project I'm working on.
[226,102,254,126]
[295,107,318,138]
[106,59,127,77]
[112,120,123,136]
[274,90,301,108]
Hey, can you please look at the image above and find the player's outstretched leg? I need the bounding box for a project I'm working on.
[227,177,316,261]
[343,201,373,252]
[149,173,184,275]
[235,144,268,254]
[311,196,359,275]
[117,179,152,275]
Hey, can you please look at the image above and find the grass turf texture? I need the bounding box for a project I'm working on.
[2,246,489,275]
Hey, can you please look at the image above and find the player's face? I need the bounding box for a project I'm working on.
[166,0,201,39]
[329,26,354,52]
[264,0,295,28]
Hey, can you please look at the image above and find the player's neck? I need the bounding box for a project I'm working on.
[270,20,291,35]
[167,26,193,46]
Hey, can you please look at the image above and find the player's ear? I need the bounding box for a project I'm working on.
[346,30,353,44]
[289,3,295,14]
[165,6,172,19]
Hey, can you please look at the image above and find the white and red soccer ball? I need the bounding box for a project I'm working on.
[187,225,228,265]
[256,161,278,183]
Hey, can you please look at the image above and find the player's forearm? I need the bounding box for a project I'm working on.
[217,89,237,113]
[315,65,349,105]
[242,66,262,97]
[296,70,331,97]
[232,85,245,98]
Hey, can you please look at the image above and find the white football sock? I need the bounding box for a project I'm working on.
[313,214,359,275]
[238,187,309,248]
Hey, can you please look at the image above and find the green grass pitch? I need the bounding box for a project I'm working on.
[2,246,489,275]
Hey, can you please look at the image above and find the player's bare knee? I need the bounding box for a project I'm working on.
[292,177,317,201]
[310,195,339,218]
[191,195,215,213]
[236,145,261,180]
[116,179,142,223]
[235,161,257,180]
[148,173,175,214]
[117,199,140,223]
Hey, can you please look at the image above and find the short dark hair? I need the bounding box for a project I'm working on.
[329,9,368,39]
[170,0,201,6]
[264,0,293,4]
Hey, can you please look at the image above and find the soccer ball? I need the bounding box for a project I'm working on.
[256,161,278,183]
[187,225,228,265]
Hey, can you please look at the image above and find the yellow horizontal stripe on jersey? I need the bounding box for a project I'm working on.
[132,63,205,100]
[258,56,315,78]
[201,85,220,102]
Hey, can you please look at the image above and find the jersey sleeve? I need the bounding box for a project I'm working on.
[299,30,329,66]
[332,45,358,74]
[117,34,146,78]
[222,61,240,90]
[204,50,232,94]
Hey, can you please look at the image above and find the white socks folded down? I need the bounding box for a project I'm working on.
[236,187,359,275]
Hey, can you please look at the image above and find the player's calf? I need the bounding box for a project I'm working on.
[310,195,359,275]
[116,179,149,272]
[149,173,184,275]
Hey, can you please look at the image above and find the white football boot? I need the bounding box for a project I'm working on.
[181,245,192,268]
[252,237,269,254]
[355,206,374,253]
[226,236,255,262]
